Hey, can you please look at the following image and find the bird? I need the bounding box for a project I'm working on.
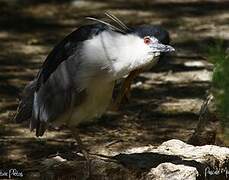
[14,12,174,170]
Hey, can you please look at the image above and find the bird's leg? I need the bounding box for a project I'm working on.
[70,127,91,178]
[111,69,142,110]
[67,92,91,177]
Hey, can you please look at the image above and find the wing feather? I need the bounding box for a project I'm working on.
[36,23,108,90]
[32,55,88,136]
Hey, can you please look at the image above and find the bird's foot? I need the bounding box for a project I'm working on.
[79,147,91,179]
[70,127,92,179]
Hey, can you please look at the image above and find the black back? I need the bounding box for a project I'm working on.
[36,23,108,90]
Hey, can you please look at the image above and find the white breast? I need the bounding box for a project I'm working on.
[67,79,114,126]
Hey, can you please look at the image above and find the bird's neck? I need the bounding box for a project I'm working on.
[82,30,155,80]
[100,31,154,79]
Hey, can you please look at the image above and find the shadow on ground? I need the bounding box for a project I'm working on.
[0,0,228,177]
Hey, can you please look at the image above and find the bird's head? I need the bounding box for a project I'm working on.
[143,36,173,56]
[130,25,175,63]
[85,13,175,77]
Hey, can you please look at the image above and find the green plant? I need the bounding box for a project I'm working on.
[208,40,229,133]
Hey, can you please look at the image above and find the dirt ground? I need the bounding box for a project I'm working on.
[0,0,228,178]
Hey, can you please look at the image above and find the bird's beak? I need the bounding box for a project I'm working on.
[149,42,175,53]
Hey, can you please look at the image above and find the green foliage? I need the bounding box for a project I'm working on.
[208,40,229,128]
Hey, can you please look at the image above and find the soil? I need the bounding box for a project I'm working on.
[0,0,228,178]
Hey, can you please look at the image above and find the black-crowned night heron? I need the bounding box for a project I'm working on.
[14,13,174,172]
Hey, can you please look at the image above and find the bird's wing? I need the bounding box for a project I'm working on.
[14,23,109,136]
[32,60,87,137]
[36,23,108,90]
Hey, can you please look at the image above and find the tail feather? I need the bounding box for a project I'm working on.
[35,121,47,137]
[13,80,37,123]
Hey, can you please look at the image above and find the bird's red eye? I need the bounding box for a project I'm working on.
[144,37,151,44]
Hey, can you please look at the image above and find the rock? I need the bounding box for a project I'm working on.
[34,139,229,180]
[145,163,198,180]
